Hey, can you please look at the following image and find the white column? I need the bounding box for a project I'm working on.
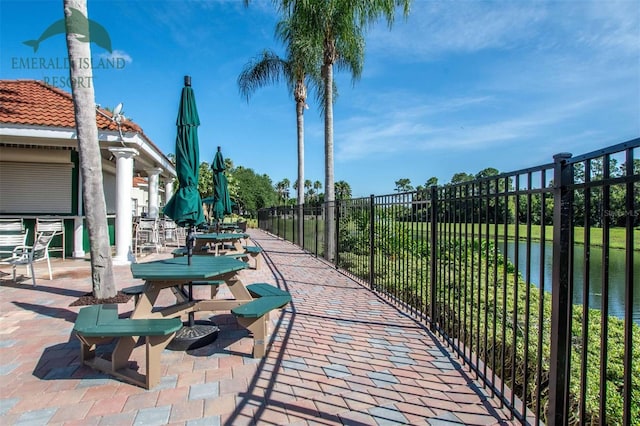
[72,216,85,258]
[110,147,138,265]
[146,167,163,219]
[164,179,174,207]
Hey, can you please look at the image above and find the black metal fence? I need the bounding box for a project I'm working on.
[258,138,639,425]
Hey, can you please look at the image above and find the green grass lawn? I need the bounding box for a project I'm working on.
[456,223,637,250]
[272,217,638,251]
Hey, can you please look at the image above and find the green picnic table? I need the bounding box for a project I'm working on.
[193,232,249,254]
[129,255,251,320]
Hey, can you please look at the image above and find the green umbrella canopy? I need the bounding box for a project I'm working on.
[163,76,205,227]
[211,146,232,220]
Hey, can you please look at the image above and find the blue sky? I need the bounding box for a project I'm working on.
[2,0,638,197]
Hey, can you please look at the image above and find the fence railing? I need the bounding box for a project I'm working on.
[258,138,639,425]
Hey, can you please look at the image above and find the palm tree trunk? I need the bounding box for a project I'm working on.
[296,99,305,247]
[324,62,335,262]
[63,0,116,299]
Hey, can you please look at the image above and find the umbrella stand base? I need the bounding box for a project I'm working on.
[167,320,220,351]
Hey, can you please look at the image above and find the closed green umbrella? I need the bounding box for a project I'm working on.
[211,146,232,231]
[163,75,205,263]
[162,76,214,351]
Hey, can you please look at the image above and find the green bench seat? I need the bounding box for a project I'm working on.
[246,283,289,298]
[172,247,186,257]
[122,284,145,303]
[231,283,291,358]
[223,245,263,269]
[73,304,182,389]
[231,295,291,318]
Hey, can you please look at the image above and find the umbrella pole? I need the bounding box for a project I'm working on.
[187,224,195,265]
[188,283,195,327]
[187,224,195,326]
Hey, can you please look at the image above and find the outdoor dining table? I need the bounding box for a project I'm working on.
[193,232,249,255]
[129,255,251,321]
[218,223,241,233]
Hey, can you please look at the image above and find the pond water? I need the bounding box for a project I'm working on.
[503,241,640,325]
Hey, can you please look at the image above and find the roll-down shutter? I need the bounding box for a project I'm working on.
[0,162,73,214]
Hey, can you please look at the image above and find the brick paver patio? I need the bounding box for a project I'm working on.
[0,229,515,425]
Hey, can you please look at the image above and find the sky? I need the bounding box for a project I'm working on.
[1,0,638,198]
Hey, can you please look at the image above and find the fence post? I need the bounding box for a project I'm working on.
[549,152,573,425]
[369,194,375,290]
[429,185,438,332]
[335,201,340,268]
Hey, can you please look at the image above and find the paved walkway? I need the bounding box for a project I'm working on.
[0,229,514,425]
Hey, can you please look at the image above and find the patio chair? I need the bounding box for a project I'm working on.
[0,218,28,263]
[159,219,180,248]
[36,217,65,259]
[8,230,55,286]
[134,218,160,257]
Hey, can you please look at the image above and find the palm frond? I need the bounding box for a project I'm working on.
[237,50,291,102]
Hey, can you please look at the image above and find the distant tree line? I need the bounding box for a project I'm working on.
[396,159,639,227]
[187,153,354,217]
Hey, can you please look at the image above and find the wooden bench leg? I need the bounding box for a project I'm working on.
[112,336,137,371]
[252,253,262,269]
[77,336,97,363]
[145,334,175,388]
[236,314,269,358]
[78,333,176,389]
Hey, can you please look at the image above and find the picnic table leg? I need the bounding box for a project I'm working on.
[210,285,219,299]
[130,282,161,319]
[224,273,252,300]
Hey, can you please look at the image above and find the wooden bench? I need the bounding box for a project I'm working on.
[225,246,263,269]
[231,283,291,357]
[122,284,145,304]
[246,282,289,298]
[171,247,187,257]
[73,304,182,389]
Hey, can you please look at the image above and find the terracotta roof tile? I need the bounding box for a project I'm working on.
[133,176,148,187]
[0,79,142,133]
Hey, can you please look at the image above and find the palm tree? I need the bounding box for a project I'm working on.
[238,15,322,244]
[283,0,411,261]
[335,180,352,200]
[395,178,413,193]
[63,0,116,298]
[303,179,312,202]
[274,178,290,205]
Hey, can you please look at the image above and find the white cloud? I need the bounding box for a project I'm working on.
[335,94,605,161]
[370,0,639,61]
[99,49,132,64]
[370,1,546,59]
[353,0,639,167]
